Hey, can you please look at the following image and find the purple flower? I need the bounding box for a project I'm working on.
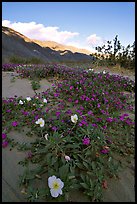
[96,117,102,122]
[97,104,101,108]
[79,123,83,126]
[92,123,98,128]
[100,149,109,154]
[35,115,39,120]
[56,111,61,117]
[68,98,72,102]
[101,110,106,114]
[76,109,83,115]
[102,125,107,129]
[6,109,11,113]
[12,121,18,127]
[82,137,90,145]
[81,120,88,126]
[2,133,7,140]
[125,118,134,125]
[119,116,124,121]
[52,126,58,131]
[113,118,118,122]
[75,100,79,104]
[106,117,113,122]
[86,97,90,101]
[22,111,29,116]
[70,86,73,90]
[2,140,8,148]
[54,93,59,97]
[87,110,93,115]
[123,113,129,117]
[66,109,72,115]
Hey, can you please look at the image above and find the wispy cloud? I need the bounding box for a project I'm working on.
[2,20,79,44]
[86,34,105,47]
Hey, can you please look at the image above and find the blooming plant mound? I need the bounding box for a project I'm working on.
[2,63,135,202]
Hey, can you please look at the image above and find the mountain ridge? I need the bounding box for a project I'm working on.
[2,26,95,64]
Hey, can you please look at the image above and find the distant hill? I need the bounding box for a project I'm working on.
[2,26,95,64]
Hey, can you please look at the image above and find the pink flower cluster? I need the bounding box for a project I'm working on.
[82,137,90,145]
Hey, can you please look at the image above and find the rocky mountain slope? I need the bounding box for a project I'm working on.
[33,40,92,55]
[2,26,95,64]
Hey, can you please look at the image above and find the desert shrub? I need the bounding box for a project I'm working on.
[9,56,44,64]
[93,36,135,70]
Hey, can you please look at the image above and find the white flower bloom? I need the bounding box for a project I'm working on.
[103,70,106,74]
[44,133,48,140]
[71,114,78,123]
[88,68,91,71]
[40,104,43,107]
[19,100,24,105]
[48,175,64,198]
[43,98,48,103]
[26,96,31,101]
[64,155,71,161]
[35,118,45,127]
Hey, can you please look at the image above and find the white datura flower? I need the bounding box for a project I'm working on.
[71,114,78,123]
[26,96,31,101]
[48,175,64,198]
[43,98,48,103]
[64,155,71,161]
[19,100,24,105]
[35,118,45,127]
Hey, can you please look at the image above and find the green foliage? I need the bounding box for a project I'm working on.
[31,79,41,93]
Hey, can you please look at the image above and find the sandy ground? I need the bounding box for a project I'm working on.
[2,72,52,98]
[93,66,135,81]
[2,71,135,202]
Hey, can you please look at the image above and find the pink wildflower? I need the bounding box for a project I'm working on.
[12,121,18,127]
[2,140,8,148]
[2,133,7,140]
[82,137,90,145]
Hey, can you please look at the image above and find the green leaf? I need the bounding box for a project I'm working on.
[91,161,96,170]
[80,173,86,182]
[80,182,89,189]
[59,164,69,180]
[75,162,84,169]
[51,156,58,165]
[85,149,92,156]
[83,161,89,169]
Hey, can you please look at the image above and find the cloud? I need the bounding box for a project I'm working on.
[2,20,79,44]
[86,34,105,47]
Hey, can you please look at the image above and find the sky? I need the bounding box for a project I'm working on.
[2,2,135,53]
